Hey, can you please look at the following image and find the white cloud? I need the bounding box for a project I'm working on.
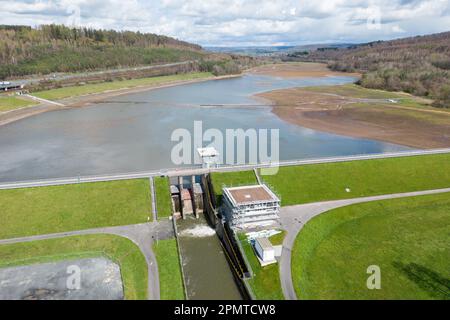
[0,0,449,46]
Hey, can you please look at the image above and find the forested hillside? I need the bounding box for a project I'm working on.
[288,31,450,108]
[0,25,205,79]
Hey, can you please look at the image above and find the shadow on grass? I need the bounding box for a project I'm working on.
[393,261,450,299]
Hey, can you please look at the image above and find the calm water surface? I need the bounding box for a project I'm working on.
[0,74,410,182]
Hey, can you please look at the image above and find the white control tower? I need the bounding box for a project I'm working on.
[197,147,219,169]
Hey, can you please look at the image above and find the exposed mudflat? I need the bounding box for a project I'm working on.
[248,62,361,79]
[258,87,450,149]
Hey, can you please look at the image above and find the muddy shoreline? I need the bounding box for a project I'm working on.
[0,74,241,127]
[258,88,450,149]
[0,63,354,127]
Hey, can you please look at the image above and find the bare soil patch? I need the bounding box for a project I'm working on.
[248,62,361,78]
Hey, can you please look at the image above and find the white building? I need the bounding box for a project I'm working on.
[222,184,280,229]
[254,237,276,266]
[197,147,219,168]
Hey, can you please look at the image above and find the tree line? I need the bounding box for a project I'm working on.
[287,31,450,108]
[0,24,203,79]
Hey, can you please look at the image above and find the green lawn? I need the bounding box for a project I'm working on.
[152,238,185,300]
[269,230,286,246]
[292,192,450,299]
[0,96,35,112]
[34,72,213,101]
[154,177,173,219]
[0,179,151,239]
[303,84,450,114]
[0,234,148,300]
[260,153,450,206]
[238,233,284,300]
[210,170,258,204]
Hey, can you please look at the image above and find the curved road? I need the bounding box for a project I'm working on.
[278,187,450,300]
[0,221,174,300]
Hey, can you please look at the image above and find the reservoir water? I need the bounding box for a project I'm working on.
[0,74,410,182]
[177,215,243,300]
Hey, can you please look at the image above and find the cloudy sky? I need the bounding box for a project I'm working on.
[1,0,449,46]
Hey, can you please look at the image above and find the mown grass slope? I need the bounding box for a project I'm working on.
[0,96,35,112]
[0,179,151,239]
[292,192,450,299]
[153,239,185,300]
[261,153,450,206]
[154,177,173,219]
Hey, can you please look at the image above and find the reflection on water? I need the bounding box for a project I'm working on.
[0,74,410,182]
[176,215,242,300]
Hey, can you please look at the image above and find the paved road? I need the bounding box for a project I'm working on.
[15,61,197,87]
[0,220,174,300]
[278,187,450,300]
[23,94,66,107]
[1,148,449,189]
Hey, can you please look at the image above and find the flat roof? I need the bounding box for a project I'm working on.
[224,184,279,205]
[256,237,273,250]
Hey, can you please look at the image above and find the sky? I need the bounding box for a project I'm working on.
[1,0,450,46]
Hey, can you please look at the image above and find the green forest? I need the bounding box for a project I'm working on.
[290,31,450,108]
[0,25,205,79]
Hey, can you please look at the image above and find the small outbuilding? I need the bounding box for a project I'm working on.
[254,237,276,266]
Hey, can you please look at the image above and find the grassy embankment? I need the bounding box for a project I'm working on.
[152,239,185,300]
[0,179,151,239]
[154,177,173,219]
[211,153,450,299]
[33,72,213,101]
[238,231,286,300]
[292,192,450,299]
[262,153,450,206]
[211,153,450,207]
[0,95,35,112]
[0,234,148,300]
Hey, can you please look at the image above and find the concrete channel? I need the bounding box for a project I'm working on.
[170,174,250,300]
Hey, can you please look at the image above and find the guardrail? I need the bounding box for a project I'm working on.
[0,148,449,190]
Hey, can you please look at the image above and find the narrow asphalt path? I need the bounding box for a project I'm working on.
[0,220,174,300]
[278,187,450,300]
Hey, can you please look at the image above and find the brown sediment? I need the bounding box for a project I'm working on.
[0,104,66,127]
[247,62,361,79]
[62,74,241,108]
[257,87,450,149]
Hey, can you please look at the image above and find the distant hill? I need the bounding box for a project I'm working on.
[206,46,296,56]
[206,43,355,57]
[287,32,450,107]
[0,25,206,79]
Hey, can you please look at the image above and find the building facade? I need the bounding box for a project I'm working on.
[222,184,280,229]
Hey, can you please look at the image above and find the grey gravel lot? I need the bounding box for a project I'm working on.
[0,257,124,300]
